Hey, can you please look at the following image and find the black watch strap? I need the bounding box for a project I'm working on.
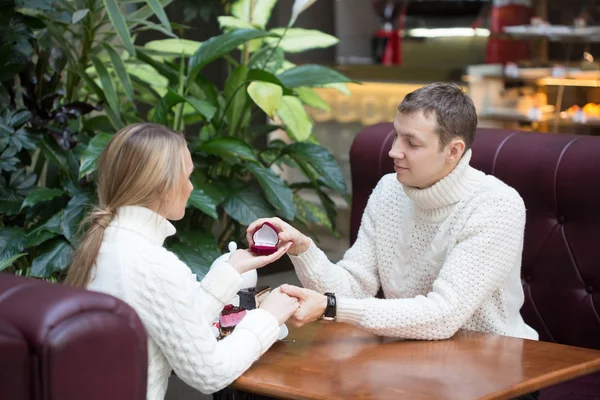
[322,292,336,320]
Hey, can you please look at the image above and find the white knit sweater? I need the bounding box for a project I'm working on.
[87,206,280,400]
[290,150,538,341]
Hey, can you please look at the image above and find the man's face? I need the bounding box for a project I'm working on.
[388,110,461,189]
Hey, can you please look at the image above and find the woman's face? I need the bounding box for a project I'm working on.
[164,147,194,221]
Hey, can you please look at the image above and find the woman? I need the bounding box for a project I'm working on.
[65,123,298,400]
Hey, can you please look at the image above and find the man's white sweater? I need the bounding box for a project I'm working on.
[290,150,538,341]
[88,206,280,400]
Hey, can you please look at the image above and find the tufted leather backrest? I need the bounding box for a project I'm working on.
[0,273,148,400]
[350,125,600,350]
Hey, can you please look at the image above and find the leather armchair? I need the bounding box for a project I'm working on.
[350,124,600,399]
[0,273,148,400]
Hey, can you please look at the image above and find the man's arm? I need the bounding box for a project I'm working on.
[288,178,389,299]
[332,192,526,339]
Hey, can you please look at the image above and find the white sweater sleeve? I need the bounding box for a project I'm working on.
[123,251,279,394]
[288,179,385,298]
[192,260,244,323]
[335,192,526,340]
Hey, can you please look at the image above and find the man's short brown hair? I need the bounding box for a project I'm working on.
[398,82,477,150]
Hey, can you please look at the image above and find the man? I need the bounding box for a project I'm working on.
[248,82,538,343]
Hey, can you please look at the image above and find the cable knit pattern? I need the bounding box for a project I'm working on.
[290,150,539,341]
[87,206,279,400]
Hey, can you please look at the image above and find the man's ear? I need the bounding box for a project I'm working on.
[447,139,466,163]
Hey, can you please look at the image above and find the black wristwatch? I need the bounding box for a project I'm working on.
[320,292,337,321]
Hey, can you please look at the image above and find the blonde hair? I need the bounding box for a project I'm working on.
[65,123,187,288]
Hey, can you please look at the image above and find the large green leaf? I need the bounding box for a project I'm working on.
[79,133,114,178]
[188,29,274,83]
[295,87,330,111]
[187,189,218,220]
[135,49,179,84]
[293,193,333,232]
[276,96,312,142]
[144,39,203,57]
[247,81,282,118]
[8,110,32,128]
[195,182,228,207]
[61,194,92,243]
[223,186,274,226]
[20,188,64,210]
[167,241,217,280]
[26,211,63,248]
[248,46,283,73]
[198,137,257,163]
[225,64,249,135]
[0,146,19,173]
[103,0,136,56]
[0,188,24,216]
[278,65,352,88]
[31,238,72,278]
[144,0,172,34]
[231,0,277,29]
[0,253,27,272]
[267,28,338,53]
[38,136,69,172]
[152,89,216,125]
[104,43,134,102]
[92,56,119,115]
[0,227,26,261]
[128,0,175,22]
[284,142,347,195]
[246,163,295,220]
[8,128,37,151]
[218,16,254,30]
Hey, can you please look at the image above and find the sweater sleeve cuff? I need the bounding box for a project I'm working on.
[288,239,325,282]
[336,297,365,325]
[235,309,280,355]
[200,260,243,305]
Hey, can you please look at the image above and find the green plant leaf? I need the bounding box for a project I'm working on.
[0,253,27,272]
[0,227,27,261]
[104,43,134,102]
[247,81,282,118]
[71,8,89,24]
[267,28,338,53]
[31,237,72,278]
[223,185,274,226]
[276,95,312,142]
[152,89,216,125]
[248,46,283,73]
[195,182,228,206]
[144,0,172,34]
[25,228,57,248]
[224,64,249,135]
[246,163,295,220]
[9,110,32,128]
[0,188,24,216]
[295,87,330,111]
[8,128,37,151]
[130,18,177,39]
[135,49,179,84]
[323,82,351,96]
[103,0,136,56]
[293,193,333,232]
[284,142,347,195]
[167,241,216,280]
[38,136,69,172]
[91,56,120,115]
[61,194,92,243]
[144,39,203,57]
[188,29,274,83]
[0,146,19,173]
[128,0,175,22]
[20,188,64,210]
[198,137,257,163]
[218,16,254,30]
[27,211,63,248]
[187,189,218,219]
[79,133,113,178]
[231,0,277,29]
[290,0,318,26]
[278,65,352,88]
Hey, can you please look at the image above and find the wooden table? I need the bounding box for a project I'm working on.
[227,322,600,400]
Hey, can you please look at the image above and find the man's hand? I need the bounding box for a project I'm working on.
[259,286,300,326]
[279,284,327,328]
[247,218,311,256]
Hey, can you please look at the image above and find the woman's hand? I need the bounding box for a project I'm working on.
[279,284,327,328]
[247,217,311,256]
[227,242,292,275]
[259,286,300,326]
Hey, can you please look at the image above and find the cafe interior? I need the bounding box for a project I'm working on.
[1,0,600,399]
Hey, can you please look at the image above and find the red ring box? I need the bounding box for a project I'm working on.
[250,222,279,255]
